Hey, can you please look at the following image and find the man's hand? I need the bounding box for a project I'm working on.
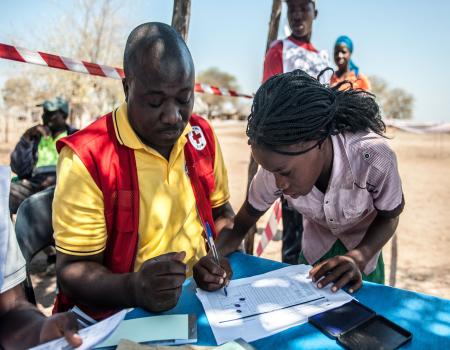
[193,254,232,291]
[39,312,82,347]
[24,125,50,141]
[131,252,187,312]
[309,253,364,294]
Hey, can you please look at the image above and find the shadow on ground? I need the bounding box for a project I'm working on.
[30,251,56,316]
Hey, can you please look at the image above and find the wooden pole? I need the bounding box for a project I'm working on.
[171,0,192,41]
[244,0,282,255]
[265,0,282,53]
[389,234,398,287]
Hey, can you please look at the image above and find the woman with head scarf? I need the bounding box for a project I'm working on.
[331,35,371,91]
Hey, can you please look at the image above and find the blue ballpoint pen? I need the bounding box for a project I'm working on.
[205,222,228,296]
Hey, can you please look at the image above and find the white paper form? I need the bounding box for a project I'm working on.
[196,264,353,344]
[30,309,127,350]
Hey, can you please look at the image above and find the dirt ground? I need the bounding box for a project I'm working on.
[1,119,449,315]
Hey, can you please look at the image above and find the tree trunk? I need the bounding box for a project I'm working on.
[244,0,282,255]
[171,0,191,41]
[389,234,398,287]
[4,113,9,143]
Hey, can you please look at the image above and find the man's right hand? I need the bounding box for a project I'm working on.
[24,125,50,140]
[131,252,187,312]
[193,254,232,292]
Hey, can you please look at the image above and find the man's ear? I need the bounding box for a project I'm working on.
[314,9,318,19]
[122,78,129,102]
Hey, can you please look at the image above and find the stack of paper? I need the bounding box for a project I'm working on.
[95,314,197,348]
[30,312,197,350]
[196,264,353,344]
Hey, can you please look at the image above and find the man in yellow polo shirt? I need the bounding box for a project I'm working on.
[53,22,234,319]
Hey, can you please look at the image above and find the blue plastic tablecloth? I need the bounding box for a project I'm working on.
[127,252,450,349]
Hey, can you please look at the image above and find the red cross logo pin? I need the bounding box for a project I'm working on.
[188,126,207,150]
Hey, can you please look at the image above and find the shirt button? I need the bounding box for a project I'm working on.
[325,201,329,204]
[329,218,334,222]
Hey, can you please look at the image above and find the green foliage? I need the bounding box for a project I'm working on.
[370,76,414,120]
[2,77,32,109]
[1,0,125,125]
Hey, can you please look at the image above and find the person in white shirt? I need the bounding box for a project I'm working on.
[0,166,82,349]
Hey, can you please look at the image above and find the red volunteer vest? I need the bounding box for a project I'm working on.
[53,112,217,320]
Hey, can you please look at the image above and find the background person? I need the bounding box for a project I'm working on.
[331,35,371,91]
[9,97,77,215]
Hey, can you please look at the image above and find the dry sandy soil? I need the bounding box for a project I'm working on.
[1,119,449,315]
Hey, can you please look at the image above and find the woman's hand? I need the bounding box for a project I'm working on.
[308,252,365,293]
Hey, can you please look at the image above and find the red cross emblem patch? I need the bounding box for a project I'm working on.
[188,126,207,150]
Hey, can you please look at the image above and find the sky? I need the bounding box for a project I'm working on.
[1,0,449,122]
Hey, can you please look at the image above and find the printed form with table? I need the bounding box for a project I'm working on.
[196,264,352,344]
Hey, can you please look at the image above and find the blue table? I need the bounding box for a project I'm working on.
[127,253,450,349]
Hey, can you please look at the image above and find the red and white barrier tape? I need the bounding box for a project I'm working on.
[0,43,253,99]
[256,199,282,256]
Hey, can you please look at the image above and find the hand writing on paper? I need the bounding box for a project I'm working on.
[39,312,82,347]
[309,253,363,294]
[131,251,187,312]
[193,254,232,291]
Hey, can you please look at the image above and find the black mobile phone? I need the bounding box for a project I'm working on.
[309,300,412,350]
[309,300,375,338]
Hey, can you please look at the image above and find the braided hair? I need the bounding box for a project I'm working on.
[247,69,385,155]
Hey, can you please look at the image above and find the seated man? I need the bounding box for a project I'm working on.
[0,166,81,349]
[53,22,234,320]
[10,97,77,214]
